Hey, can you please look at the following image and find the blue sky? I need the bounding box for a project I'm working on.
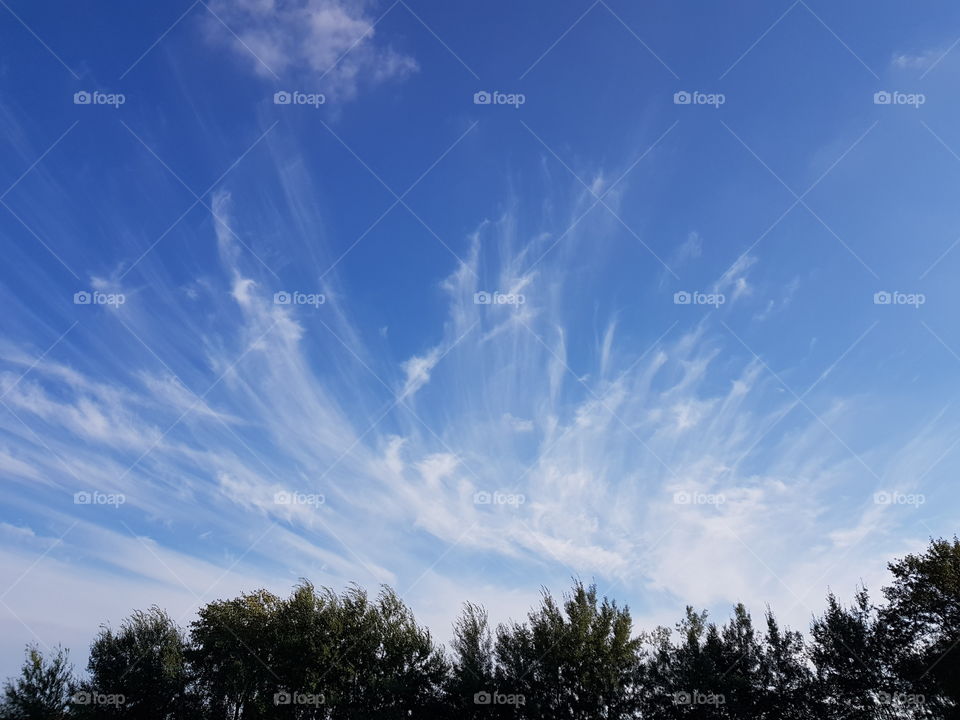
[2,0,960,677]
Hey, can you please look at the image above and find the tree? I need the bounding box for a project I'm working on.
[808,588,890,720]
[644,607,731,719]
[756,609,813,719]
[79,606,197,720]
[189,582,449,719]
[268,581,336,718]
[713,603,764,718]
[882,536,960,718]
[189,589,282,719]
[321,584,449,719]
[0,645,73,720]
[446,602,495,718]
[494,581,642,719]
[4,539,959,719]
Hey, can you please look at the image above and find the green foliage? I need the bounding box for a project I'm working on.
[494,581,643,719]
[881,536,960,718]
[317,583,449,718]
[808,588,886,719]
[447,602,495,718]
[644,605,770,719]
[189,589,282,719]
[757,609,811,718]
[188,581,448,719]
[79,606,197,720]
[0,645,74,720]
[3,538,959,718]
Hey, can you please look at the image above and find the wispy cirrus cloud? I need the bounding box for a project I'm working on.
[1,116,956,676]
[891,49,942,70]
[205,0,418,98]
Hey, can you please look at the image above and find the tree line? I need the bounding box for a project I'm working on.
[2,537,958,719]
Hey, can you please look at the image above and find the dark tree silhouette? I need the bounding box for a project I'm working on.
[756,609,812,718]
[493,581,643,719]
[77,606,197,720]
[881,537,960,719]
[0,646,73,720]
[3,538,958,719]
[809,588,886,719]
[446,602,495,718]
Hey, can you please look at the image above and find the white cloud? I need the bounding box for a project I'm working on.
[206,0,418,99]
[1,132,957,677]
[503,413,534,432]
[713,253,757,303]
[672,231,703,267]
[400,346,441,399]
[892,49,941,70]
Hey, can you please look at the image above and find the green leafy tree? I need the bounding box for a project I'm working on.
[712,604,764,718]
[6,539,960,720]
[881,537,960,718]
[445,602,495,718]
[0,645,74,720]
[756,609,813,719]
[495,581,642,719]
[79,606,197,719]
[268,581,336,718]
[321,584,449,719]
[189,589,282,719]
[808,588,890,720]
[190,583,448,719]
[644,607,731,719]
